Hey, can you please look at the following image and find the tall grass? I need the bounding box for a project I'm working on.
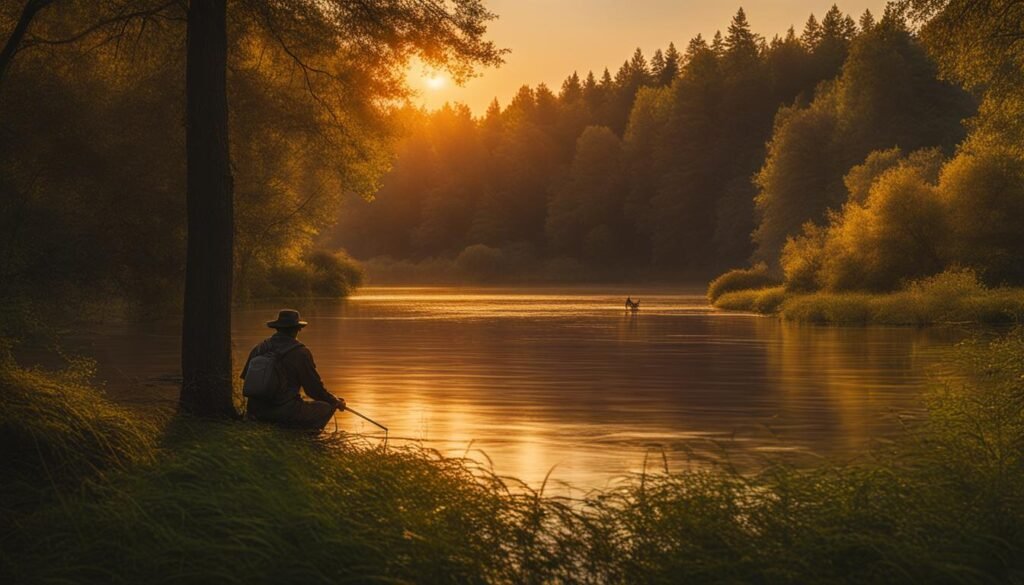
[2,328,1023,583]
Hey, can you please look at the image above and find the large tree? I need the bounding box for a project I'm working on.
[178,0,502,417]
[179,0,234,417]
[1,0,502,417]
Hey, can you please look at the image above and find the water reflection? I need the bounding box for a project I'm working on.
[85,287,964,490]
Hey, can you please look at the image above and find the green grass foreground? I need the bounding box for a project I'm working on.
[712,272,1024,325]
[2,333,1023,584]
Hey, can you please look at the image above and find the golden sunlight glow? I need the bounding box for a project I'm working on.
[424,74,446,90]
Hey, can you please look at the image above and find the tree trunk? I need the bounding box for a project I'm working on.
[0,0,55,89]
[180,0,236,418]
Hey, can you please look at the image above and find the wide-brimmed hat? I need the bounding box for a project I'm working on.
[266,309,308,329]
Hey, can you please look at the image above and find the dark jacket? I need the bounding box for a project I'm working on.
[241,333,338,410]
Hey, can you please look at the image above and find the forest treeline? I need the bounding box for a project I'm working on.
[329,3,999,285]
[3,1,1022,308]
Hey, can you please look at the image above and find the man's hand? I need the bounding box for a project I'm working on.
[333,397,346,412]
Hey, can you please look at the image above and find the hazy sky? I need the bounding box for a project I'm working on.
[413,0,890,114]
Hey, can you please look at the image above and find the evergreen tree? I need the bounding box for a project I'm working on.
[650,49,666,85]
[801,14,822,49]
[660,42,682,84]
[533,83,559,126]
[725,7,762,66]
[711,31,725,56]
[766,26,814,105]
[560,72,583,102]
[859,9,876,32]
[582,70,602,112]
[628,47,652,86]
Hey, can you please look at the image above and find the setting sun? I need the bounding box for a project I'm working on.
[424,74,446,90]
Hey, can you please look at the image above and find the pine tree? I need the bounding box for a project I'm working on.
[506,85,536,122]
[661,42,682,84]
[534,82,558,125]
[843,15,857,38]
[628,47,651,86]
[725,7,761,63]
[821,5,856,43]
[801,14,822,49]
[560,71,582,102]
[711,30,725,56]
[583,70,603,111]
[650,49,666,85]
[614,60,631,88]
[859,9,876,32]
[685,34,710,65]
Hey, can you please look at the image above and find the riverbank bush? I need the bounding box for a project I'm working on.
[713,286,788,314]
[2,330,1023,583]
[252,249,364,298]
[706,263,781,302]
[715,270,1024,325]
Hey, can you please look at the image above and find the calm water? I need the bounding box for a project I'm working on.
[86,286,963,490]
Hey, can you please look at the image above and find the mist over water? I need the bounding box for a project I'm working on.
[93,287,963,490]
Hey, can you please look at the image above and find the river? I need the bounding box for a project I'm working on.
[84,286,964,490]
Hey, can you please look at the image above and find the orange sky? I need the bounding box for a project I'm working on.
[413,0,890,114]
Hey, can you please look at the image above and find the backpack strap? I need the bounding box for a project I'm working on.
[258,338,304,358]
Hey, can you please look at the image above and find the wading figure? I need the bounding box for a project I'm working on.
[625,297,640,311]
[241,309,346,431]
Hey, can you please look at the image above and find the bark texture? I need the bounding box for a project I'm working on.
[180,0,236,418]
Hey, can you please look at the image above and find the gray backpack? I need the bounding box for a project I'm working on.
[242,342,302,399]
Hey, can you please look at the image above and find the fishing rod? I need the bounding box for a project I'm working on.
[347,407,387,432]
[346,406,388,448]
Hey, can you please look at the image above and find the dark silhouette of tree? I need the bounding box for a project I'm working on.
[180,0,234,417]
[859,10,876,32]
[659,42,682,85]
[560,71,582,102]
[0,0,56,87]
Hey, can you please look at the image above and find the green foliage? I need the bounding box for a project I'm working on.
[706,263,780,301]
[455,244,507,282]
[819,160,947,291]
[254,250,364,298]
[0,0,504,310]
[940,147,1024,285]
[714,286,788,313]
[4,330,1024,582]
[753,13,972,266]
[546,126,627,264]
[713,269,1024,325]
[775,141,1024,295]
[781,270,1024,325]
[781,222,828,292]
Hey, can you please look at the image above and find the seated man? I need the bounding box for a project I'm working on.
[241,309,345,431]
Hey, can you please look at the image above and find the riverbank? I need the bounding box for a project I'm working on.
[711,271,1024,325]
[2,331,1023,583]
